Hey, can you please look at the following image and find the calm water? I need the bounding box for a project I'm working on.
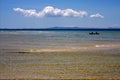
[0,30,120,50]
[0,30,120,79]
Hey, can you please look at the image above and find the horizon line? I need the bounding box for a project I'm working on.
[0,27,120,31]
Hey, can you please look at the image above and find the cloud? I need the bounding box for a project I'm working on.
[13,6,88,18]
[13,8,37,17]
[90,13,104,18]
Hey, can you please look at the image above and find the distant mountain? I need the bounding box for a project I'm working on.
[0,27,120,31]
[46,26,120,30]
[47,26,85,29]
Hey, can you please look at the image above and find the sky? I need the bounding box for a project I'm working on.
[0,0,120,28]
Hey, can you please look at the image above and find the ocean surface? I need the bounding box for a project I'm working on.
[0,30,120,79]
[0,30,120,51]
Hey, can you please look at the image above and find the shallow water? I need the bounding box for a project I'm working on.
[0,30,120,79]
[0,30,120,50]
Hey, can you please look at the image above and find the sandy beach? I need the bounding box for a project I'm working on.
[0,44,120,79]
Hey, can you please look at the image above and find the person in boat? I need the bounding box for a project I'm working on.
[89,32,100,35]
[95,32,100,35]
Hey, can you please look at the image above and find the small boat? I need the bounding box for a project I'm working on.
[89,32,100,35]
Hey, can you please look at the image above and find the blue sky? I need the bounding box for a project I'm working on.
[0,0,120,28]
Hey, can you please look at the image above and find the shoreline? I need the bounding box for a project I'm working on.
[0,44,120,53]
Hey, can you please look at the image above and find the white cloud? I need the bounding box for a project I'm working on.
[90,13,104,18]
[13,8,37,17]
[13,6,88,18]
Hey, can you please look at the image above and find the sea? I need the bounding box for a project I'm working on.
[0,29,120,52]
[0,29,120,79]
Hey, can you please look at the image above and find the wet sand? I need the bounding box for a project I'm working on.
[0,44,120,79]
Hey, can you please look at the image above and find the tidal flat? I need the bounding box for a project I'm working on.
[0,48,120,79]
[0,30,120,79]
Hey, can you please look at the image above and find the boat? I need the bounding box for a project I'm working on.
[89,32,100,35]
